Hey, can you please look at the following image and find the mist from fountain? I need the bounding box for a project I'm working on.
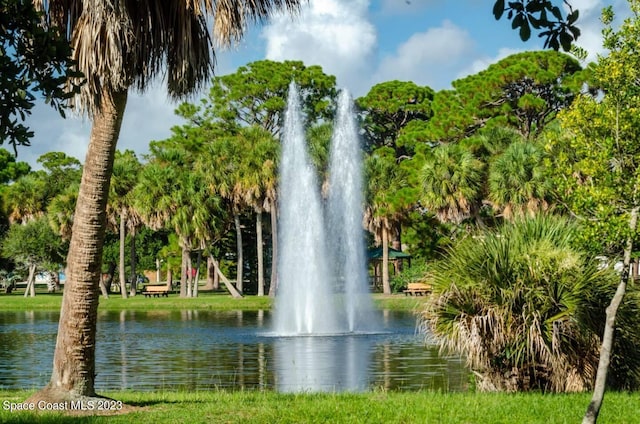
[273,82,378,335]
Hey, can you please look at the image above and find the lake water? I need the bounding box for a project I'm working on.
[0,309,469,392]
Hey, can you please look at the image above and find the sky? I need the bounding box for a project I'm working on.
[14,0,631,169]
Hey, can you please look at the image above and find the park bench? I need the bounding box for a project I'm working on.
[403,282,432,296]
[142,285,170,298]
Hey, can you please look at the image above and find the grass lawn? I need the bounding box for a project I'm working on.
[0,390,638,423]
[0,290,424,312]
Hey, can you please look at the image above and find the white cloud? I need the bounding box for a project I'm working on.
[261,0,377,95]
[372,20,474,90]
[18,83,186,169]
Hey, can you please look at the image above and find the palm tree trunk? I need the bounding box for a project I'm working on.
[269,204,278,297]
[203,255,216,290]
[24,263,36,298]
[129,228,137,297]
[256,211,264,296]
[583,206,639,424]
[118,211,128,298]
[214,260,243,298]
[180,245,189,297]
[193,250,202,297]
[382,226,391,295]
[166,268,173,291]
[29,88,127,402]
[234,213,244,294]
[99,276,109,299]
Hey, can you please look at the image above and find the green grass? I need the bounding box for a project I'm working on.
[0,290,424,312]
[0,390,638,423]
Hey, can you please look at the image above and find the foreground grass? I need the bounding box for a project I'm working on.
[0,291,422,312]
[0,390,638,423]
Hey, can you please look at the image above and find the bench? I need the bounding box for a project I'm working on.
[403,282,432,296]
[142,285,170,297]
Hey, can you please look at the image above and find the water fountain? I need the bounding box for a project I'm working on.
[273,82,377,335]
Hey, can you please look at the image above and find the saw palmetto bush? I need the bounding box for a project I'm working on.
[422,215,640,392]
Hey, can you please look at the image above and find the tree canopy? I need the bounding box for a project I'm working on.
[426,50,586,142]
[0,0,78,151]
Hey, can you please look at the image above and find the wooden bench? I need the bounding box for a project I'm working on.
[403,282,432,296]
[142,285,170,297]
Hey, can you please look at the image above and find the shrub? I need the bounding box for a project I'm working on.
[422,215,640,392]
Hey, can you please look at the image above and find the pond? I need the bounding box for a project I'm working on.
[0,310,469,392]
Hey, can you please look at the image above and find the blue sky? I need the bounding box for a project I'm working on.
[16,0,630,168]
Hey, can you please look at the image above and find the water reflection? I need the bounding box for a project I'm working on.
[274,335,371,392]
[0,310,468,392]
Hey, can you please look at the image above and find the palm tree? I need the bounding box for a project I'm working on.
[488,141,552,219]
[419,143,485,224]
[422,215,640,392]
[29,0,304,403]
[364,147,412,294]
[107,150,142,298]
[47,182,79,242]
[134,148,226,298]
[230,127,279,296]
[4,173,48,224]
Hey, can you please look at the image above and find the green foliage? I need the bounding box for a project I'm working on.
[488,141,552,219]
[426,51,584,143]
[364,147,415,232]
[306,122,332,184]
[0,0,79,151]
[546,3,640,255]
[1,216,65,272]
[390,262,430,293]
[424,215,640,392]
[357,80,434,156]
[401,208,453,260]
[0,148,30,184]
[184,60,337,137]
[493,0,581,51]
[419,143,485,224]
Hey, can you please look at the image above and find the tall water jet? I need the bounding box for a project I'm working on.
[274,82,339,334]
[326,90,376,332]
[274,82,377,335]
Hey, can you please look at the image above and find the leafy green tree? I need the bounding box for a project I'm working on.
[427,50,585,143]
[423,215,640,393]
[493,0,581,51]
[29,0,305,404]
[36,152,82,199]
[356,80,434,157]
[0,0,77,151]
[3,152,81,225]
[357,81,434,261]
[545,4,640,421]
[0,148,30,183]
[194,59,337,137]
[1,216,66,297]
